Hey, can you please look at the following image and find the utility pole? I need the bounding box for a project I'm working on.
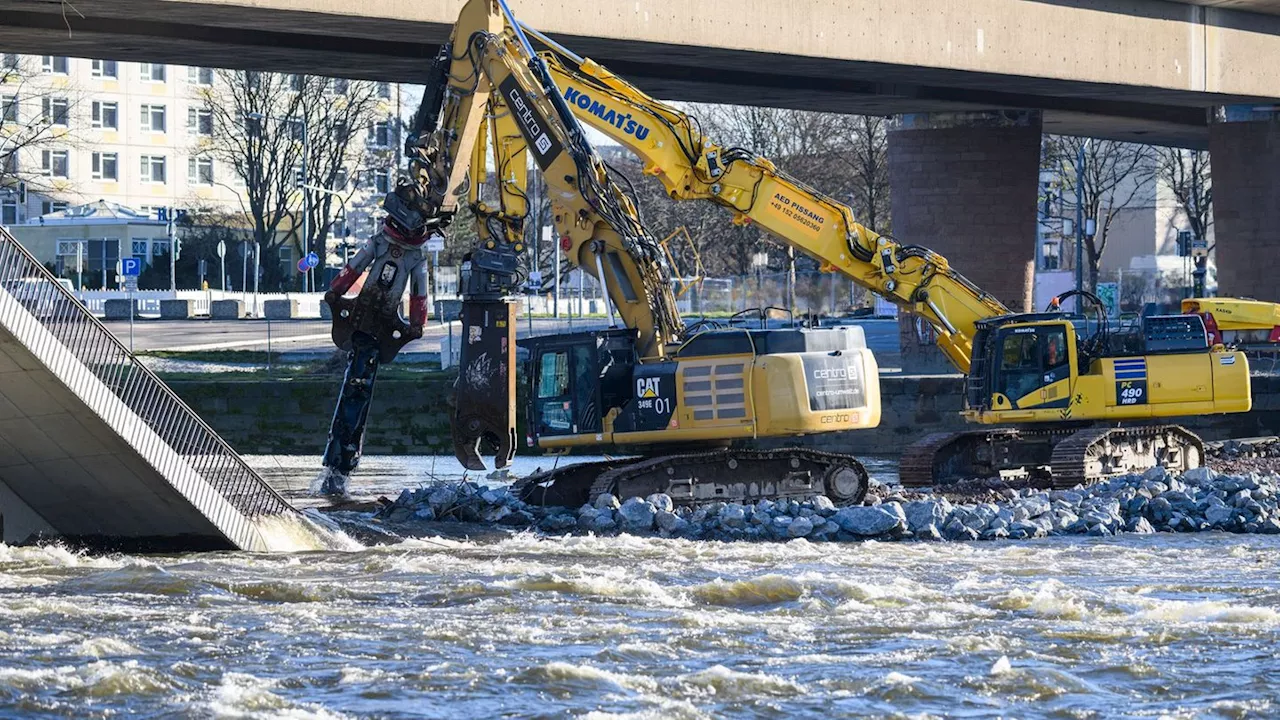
[301,120,311,293]
[1074,143,1085,301]
[786,246,796,324]
[167,206,176,292]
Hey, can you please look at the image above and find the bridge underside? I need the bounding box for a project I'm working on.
[3,0,1280,147]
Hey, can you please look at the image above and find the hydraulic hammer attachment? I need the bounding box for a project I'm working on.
[451,299,518,470]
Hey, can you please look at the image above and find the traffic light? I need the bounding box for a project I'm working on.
[1176,230,1192,257]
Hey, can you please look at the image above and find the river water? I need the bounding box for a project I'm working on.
[2,456,1280,718]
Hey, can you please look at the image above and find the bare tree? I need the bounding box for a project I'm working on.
[1155,147,1212,295]
[297,78,387,272]
[828,115,890,233]
[1046,135,1156,292]
[0,54,85,205]
[200,69,307,290]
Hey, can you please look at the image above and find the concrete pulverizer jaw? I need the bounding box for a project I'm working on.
[451,299,518,471]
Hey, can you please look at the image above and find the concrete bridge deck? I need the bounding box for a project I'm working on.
[4,0,1280,145]
[0,225,311,551]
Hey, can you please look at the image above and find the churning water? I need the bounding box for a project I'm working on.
[2,457,1279,718]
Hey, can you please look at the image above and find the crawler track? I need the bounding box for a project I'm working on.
[513,448,868,509]
[900,424,1204,489]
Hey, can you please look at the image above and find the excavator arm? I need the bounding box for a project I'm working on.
[525,33,1010,373]
[417,0,684,469]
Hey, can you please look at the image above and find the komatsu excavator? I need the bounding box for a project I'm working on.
[365,0,1250,506]
[506,27,1253,488]
[395,0,882,507]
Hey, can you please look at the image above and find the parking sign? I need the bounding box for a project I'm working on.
[120,257,142,276]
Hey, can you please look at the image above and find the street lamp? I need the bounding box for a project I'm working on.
[247,110,311,292]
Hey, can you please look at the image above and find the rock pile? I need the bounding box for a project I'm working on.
[1209,438,1280,476]
[371,466,1280,542]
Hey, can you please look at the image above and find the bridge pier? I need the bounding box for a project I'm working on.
[888,110,1042,373]
[1209,106,1280,303]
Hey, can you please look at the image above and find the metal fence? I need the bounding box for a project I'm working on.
[0,224,291,519]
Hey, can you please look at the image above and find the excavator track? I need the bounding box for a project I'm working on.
[1049,425,1203,487]
[900,424,1204,489]
[514,448,869,509]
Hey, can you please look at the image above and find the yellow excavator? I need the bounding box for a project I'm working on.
[414,0,1250,504]
[403,0,881,507]
[515,28,1253,488]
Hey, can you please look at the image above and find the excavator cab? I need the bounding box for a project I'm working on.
[967,317,1078,413]
[522,329,637,444]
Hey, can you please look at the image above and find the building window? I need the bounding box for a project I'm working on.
[141,104,166,133]
[330,78,349,96]
[1,95,16,123]
[91,59,118,78]
[377,82,391,99]
[2,55,20,72]
[278,246,292,262]
[288,119,305,142]
[368,121,390,148]
[91,100,118,129]
[187,107,213,135]
[132,240,148,256]
[152,239,169,256]
[188,66,214,86]
[189,156,214,185]
[41,56,69,74]
[42,97,70,126]
[41,149,69,178]
[335,167,349,189]
[140,63,166,82]
[293,164,305,187]
[374,168,390,194]
[92,151,119,181]
[41,201,69,215]
[140,155,166,184]
[290,74,305,92]
[1,200,17,226]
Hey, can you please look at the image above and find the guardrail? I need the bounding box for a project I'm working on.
[0,225,291,519]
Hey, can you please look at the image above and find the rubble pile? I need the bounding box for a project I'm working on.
[1208,438,1280,476]
[373,465,1280,542]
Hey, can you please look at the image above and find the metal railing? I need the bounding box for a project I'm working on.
[0,226,291,518]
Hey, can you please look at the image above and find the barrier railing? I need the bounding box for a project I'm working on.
[0,225,291,519]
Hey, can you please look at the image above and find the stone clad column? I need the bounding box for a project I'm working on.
[1208,106,1280,302]
[888,111,1042,373]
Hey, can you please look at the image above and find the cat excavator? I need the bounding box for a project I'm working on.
[509,26,1253,488]
[401,0,881,508]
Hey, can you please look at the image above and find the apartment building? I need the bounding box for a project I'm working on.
[1,53,408,283]
[1,54,252,224]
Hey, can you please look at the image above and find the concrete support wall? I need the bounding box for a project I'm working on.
[171,374,1280,460]
[889,111,1042,372]
[1209,109,1280,302]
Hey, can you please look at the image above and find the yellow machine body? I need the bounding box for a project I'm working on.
[958,318,1252,425]
[525,327,880,451]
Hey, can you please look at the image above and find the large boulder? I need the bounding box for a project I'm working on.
[646,493,675,514]
[832,505,906,537]
[617,497,657,531]
[787,516,814,538]
[904,500,950,536]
